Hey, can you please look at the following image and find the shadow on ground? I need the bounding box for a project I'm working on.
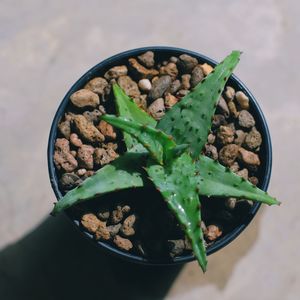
[0,206,263,300]
[0,215,182,300]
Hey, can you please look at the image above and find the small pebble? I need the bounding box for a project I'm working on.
[217,125,235,145]
[217,97,230,118]
[70,133,83,148]
[225,197,237,210]
[148,75,172,100]
[147,98,165,120]
[167,79,181,94]
[76,168,87,176]
[104,65,128,80]
[137,51,155,68]
[77,145,95,169]
[236,168,249,180]
[234,130,247,146]
[84,77,108,95]
[238,147,261,166]
[138,79,152,92]
[205,225,222,241]
[219,144,240,166]
[244,127,262,150]
[207,133,216,144]
[111,205,125,224]
[159,62,178,79]
[181,74,191,90]
[113,235,133,251]
[224,86,235,101]
[236,91,249,110]
[238,110,255,128]
[249,176,259,186]
[168,239,185,257]
[205,144,218,160]
[200,63,214,76]
[70,89,100,108]
[81,213,100,233]
[190,65,204,87]
[97,209,110,221]
[228,101,239,118]
[178,54,198,73]
[230,161,240,172]
[121,215,136,237]
[164,93,178,109]
[59,173,81,190]
[107,224,122,237]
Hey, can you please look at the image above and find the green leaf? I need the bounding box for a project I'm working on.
[157,51,241,158]
[113,84,156,152]
[146,153,207,272]
[102,114,176,165]
[195,155,280,206]
[51,152,146,216]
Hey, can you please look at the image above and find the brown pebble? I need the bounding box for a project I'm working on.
[207,133,216,144]
[113,235,133,251]
[205,144,218,160]
[70,133,83,148]
[97,209,110,221]
[205,225,222,241]
[95,221,110,240]
[77,145,95,170]
[228,101,239,118]
[236,168,249,180]
[249,176,259,186]
[181,74,191,90]
[236,91,249,110]
[217,125,235,145]
[234,130,247,146]
[54,138,78,172]
[97,120,117,140]
[167,79,181,94]
[244,127,262,150]
[178,54,198,73]
[94,147,119,166]
[190,65,204,87]
[107,224,122,237]
[168,239,185,257]
[137,51,155,68]
[83,109,104,124]
[117,75,141,98]
[225,197,237,210]
[212,114,227,128]
[76,168,87,176]
[238,147,261,166]
[58,119,71,139]
[201,63,214,76]
[230,161,240,172]
[238,110,255,128]
[59,173,81,190]
[81,213,100,233]
[219,144,240,166]
[111,206,124,224]
[148,75,172,100]
[129,58,159,79]
[104,65,128,80]
[70,89,100,108]
[84,77,108,95]
[217,97,230,118]
[224,86,235,101]
[165,93,178,109]
[121,215,136,237]
[147,98,165,120]
[159,62,178,79]
[73,115,105,143]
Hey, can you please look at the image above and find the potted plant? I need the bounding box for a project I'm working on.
[48,47,280,271]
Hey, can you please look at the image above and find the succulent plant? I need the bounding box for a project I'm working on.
[51,51,280,272]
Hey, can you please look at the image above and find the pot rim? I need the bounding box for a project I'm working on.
[47,46,272,266]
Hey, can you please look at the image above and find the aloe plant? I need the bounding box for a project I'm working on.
[52,51,280,272]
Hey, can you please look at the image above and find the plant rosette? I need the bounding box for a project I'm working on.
[48,47,280,272]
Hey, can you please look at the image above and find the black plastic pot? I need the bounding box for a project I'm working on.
[47,46,272,265]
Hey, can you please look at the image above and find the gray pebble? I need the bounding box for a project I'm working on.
[238,110,255,128]
[178,54,198,72]
[59,173,81,190]
[191,65,204,87]
[148,75,172,100]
